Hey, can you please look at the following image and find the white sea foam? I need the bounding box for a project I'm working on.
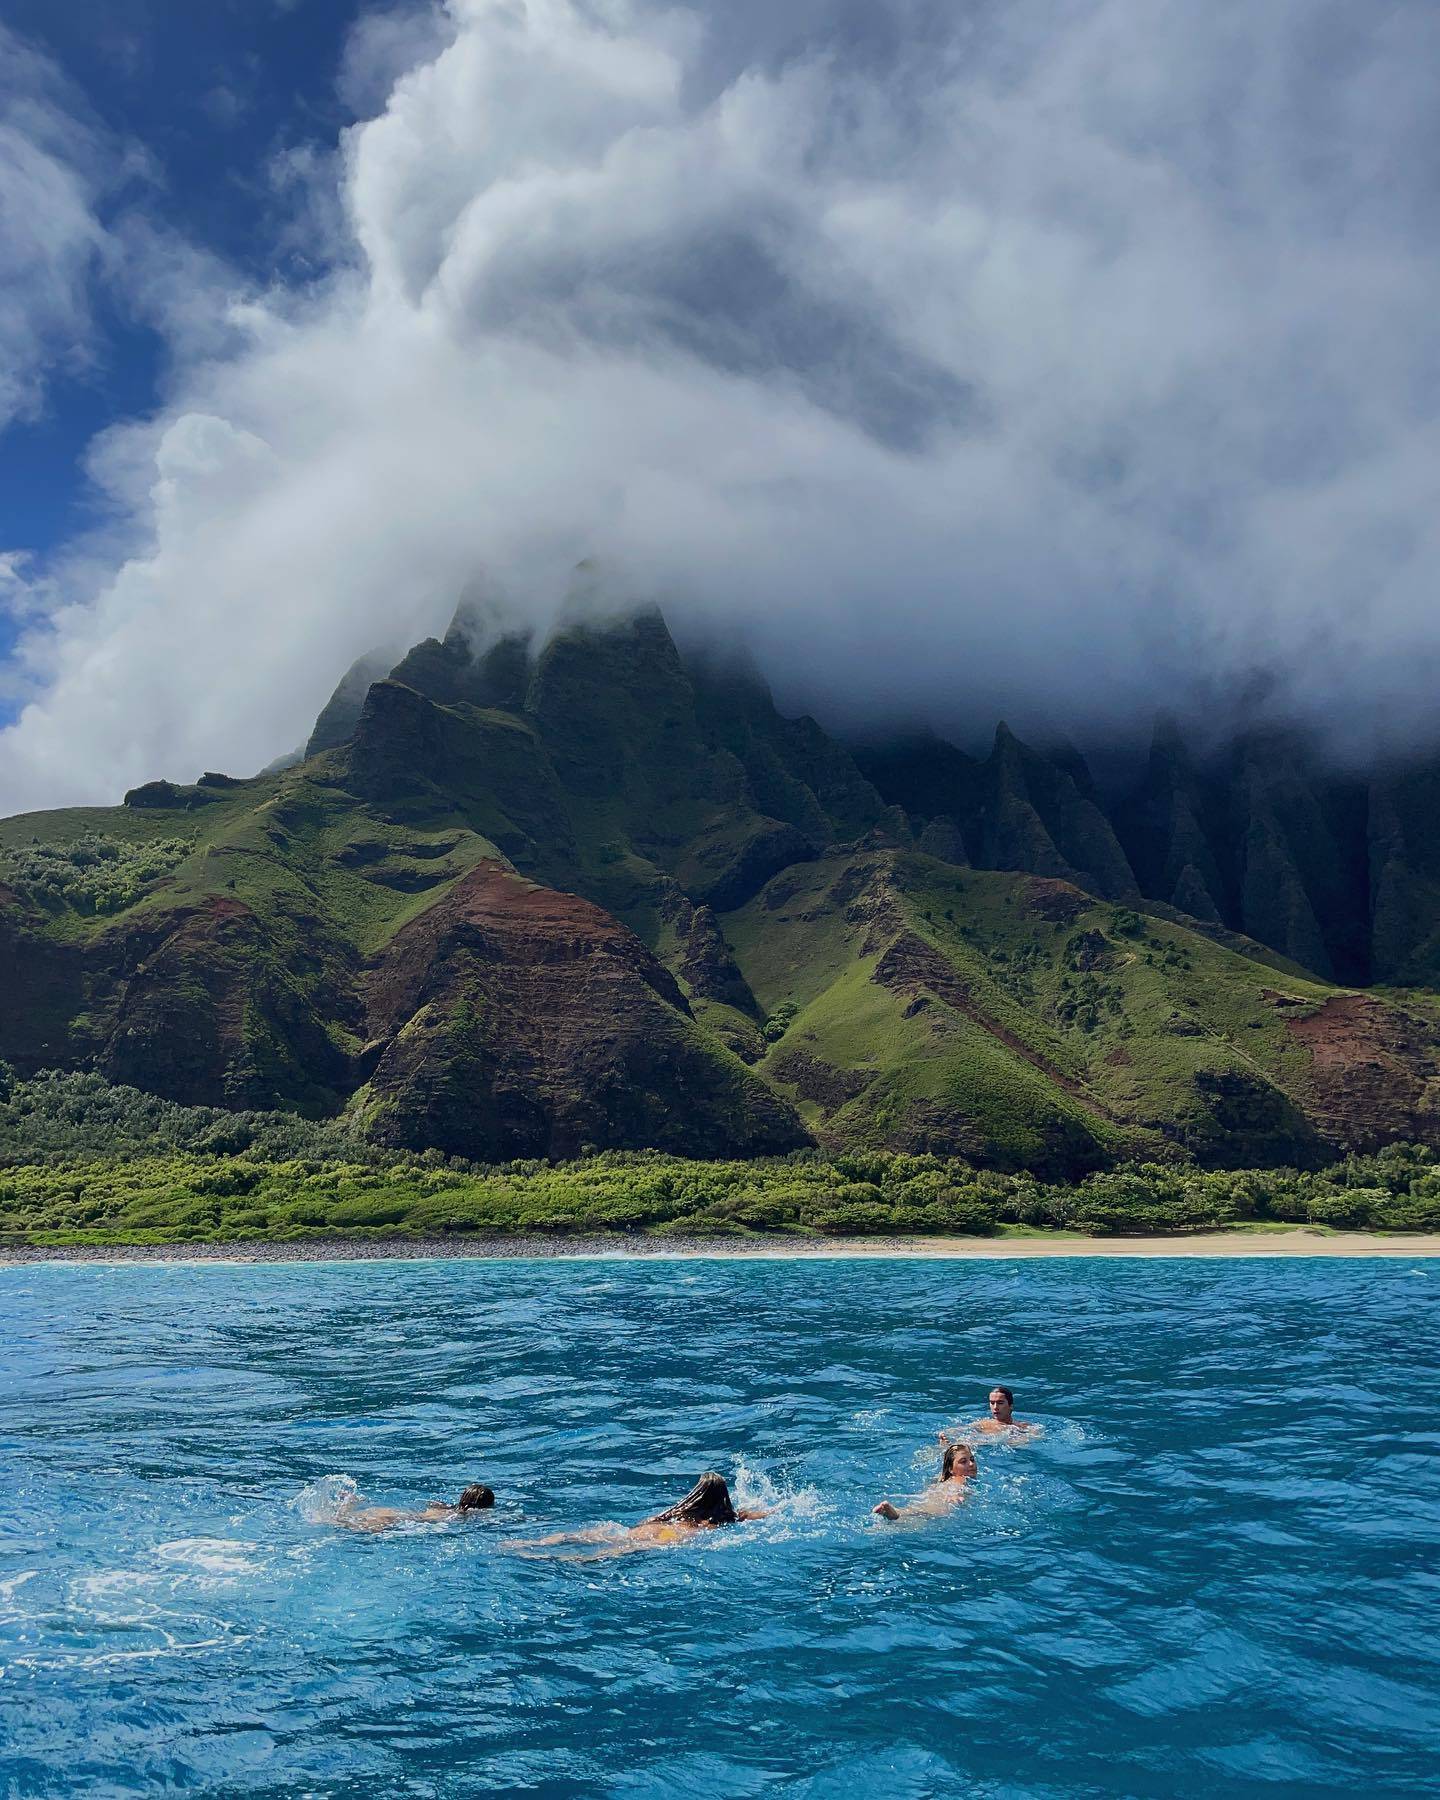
[154,1538,262,1576]
[0,1569,38,1603]
[292,1473,359,1524]
[13,1625,245,1672]
[73,1567,160,1605]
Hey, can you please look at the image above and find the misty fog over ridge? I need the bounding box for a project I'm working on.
[397,570,1364,791]
[3,0,1440,811]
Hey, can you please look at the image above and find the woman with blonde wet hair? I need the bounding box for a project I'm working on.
[872,1440,978,1521]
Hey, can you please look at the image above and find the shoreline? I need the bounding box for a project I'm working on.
[2,1229,1438,1265]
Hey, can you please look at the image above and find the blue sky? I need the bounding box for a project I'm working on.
[3,2,1440,810]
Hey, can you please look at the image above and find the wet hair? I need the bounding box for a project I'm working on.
[990,1386,1015,1407]
[941,1443,976,1480]
[643,1472,737,1527]
[456,1484,495,1511]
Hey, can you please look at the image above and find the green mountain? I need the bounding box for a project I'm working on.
[5,603,1440,1173]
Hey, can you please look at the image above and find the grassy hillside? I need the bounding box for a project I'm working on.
[0,766,510,1116]
[0,770,502,956]
[726,849,1426,1171]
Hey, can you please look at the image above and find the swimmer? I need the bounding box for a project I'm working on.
[941,1386,1035,1442]
[508,1472,768,1557]
[336,1482,495,1533]
[872,1441,977,1521]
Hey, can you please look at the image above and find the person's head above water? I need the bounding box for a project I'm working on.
[941,1443,978,1481]
[456,1485,495,1511]
[988,1387,1015,1425]
[645,1472,738,1527]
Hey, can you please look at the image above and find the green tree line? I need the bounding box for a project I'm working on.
[1,1070,1437,1246]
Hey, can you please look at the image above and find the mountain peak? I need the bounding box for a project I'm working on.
[305,651,395,759]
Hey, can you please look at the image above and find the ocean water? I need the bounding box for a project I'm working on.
[1,1257,1436,1798]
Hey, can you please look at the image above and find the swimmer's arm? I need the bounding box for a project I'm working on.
[873,1497,934,1520]
[735,1507,770,1521]
[507,1526,613,1547]
[563,1536,657,1561]
[874,1483,966,1522]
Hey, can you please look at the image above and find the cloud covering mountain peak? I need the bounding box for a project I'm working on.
[4,0,1440,809]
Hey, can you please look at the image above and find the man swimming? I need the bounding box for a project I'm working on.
[336,1482,495,1533]
[508,1472,768,1557]
[873,1441,977,1521]
[942,1386,1035,1441]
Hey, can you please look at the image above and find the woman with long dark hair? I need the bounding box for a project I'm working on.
[508,1472,767,1557]
[639,1472,744,1530]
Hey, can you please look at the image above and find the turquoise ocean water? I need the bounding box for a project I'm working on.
[1,1256,1436,1796]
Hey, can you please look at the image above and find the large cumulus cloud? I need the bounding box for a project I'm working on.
[3,0,1440,809]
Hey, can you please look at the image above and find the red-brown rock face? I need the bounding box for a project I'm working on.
[1287,993,1440,1151]
[0,889,355,1113]
[360,862,805,1161]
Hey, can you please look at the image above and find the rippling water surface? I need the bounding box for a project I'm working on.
[2,1256,1437,1796]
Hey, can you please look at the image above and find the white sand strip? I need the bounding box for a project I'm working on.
[2,1230,1437,1264]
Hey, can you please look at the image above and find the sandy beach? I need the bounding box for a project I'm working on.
[2,1230,1437,1265]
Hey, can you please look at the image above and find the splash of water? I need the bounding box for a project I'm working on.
[292,1474,358,1525]
[732,1459,821,1529]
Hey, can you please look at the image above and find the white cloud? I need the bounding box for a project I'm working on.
[337,0,457,118]
[4,0,1440,811]
[0,25,113,433]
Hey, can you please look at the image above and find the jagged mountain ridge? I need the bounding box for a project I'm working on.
[856,720,1440,987]
[4,600,1440,1171]
[322,601,1440,986]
